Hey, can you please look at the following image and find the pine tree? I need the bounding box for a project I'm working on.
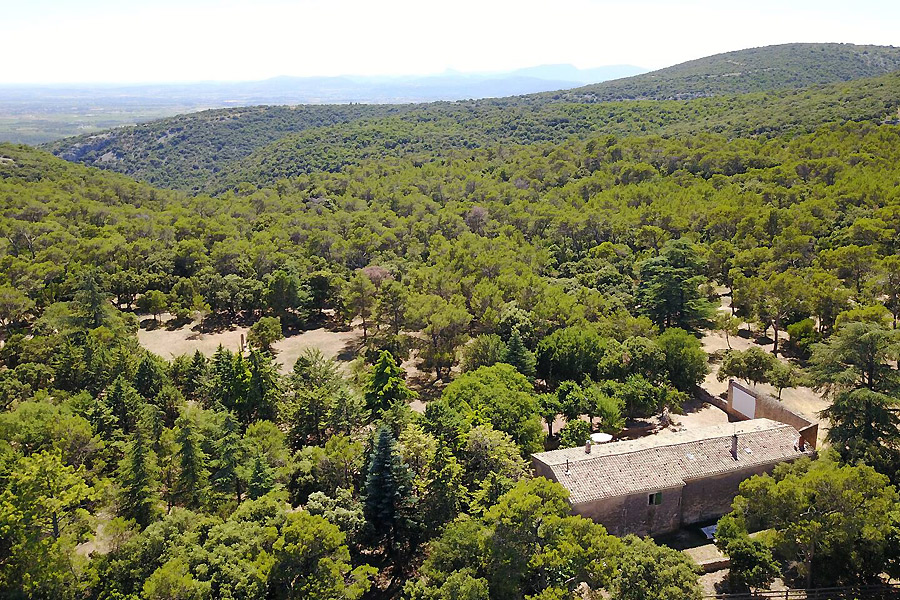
[73,270,109,329]
[364,427,420,551]
[365,427,398,536]
[174,412,208,508]
[364,351,416,415]
[185,350,210,402]
[134,354,166,400]
[214,411,246,504]
[327,387,368,437]
[246,348,281,423]
[210,346,250,419]
[118,426,159,528]
[504,328,536,378]
[248,451,275,499]
[106,374,142,434]
[85,393,119,440]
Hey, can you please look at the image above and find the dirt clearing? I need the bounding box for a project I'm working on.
[136,314,363,374]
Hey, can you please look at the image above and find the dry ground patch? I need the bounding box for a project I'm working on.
[136,313,363,374]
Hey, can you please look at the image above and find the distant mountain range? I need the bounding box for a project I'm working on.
[0,64,646,106]
[0,64,646,144]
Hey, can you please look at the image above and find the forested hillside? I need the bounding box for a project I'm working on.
[45,43,900,192]
[44,104,419,191]
[547,42,900,102]
[3,105,900,597]
[217,72,900,190]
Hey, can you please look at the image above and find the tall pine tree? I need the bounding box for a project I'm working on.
[184,349,210,402]
[248,451,276,499]
[106,374,142,434]
[214,411,246,504]
[118,425,159,528]
[364,426,420,553]
[246,348,281,423]
[174,411,208,508]
[210,345,249,414]
[421,444,466,534]
[134,354,166,400]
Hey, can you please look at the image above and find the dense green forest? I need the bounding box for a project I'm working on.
[3,45,900,600]
[47,43,900,192]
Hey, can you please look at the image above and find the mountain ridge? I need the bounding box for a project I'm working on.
[44,43,900,191]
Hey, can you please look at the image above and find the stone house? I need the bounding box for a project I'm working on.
[531,419,813,537]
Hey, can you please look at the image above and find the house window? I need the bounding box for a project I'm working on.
[648,492,663,506]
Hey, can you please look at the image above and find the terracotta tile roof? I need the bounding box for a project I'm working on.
[532,419,811,505]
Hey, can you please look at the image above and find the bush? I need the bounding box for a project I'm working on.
[558,419,592,448]
[785,318,819,358]
[247,316,284,352]
[462,334,508,372]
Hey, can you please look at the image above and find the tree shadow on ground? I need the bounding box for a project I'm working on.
[165,315,193,330]
[140,317,161,330]
[337,336,363,363]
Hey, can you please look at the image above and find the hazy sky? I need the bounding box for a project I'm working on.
[3,0,898,84]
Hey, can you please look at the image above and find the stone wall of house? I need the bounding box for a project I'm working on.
[680,462,783,526]
[531,459,556,482]
[571,460,797,536]
[572,485,684,537]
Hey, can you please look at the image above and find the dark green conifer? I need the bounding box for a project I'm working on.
[174,412,208,508]
[106,374,142,434]
[214,411,246,503]
[134,354,166,400]
[364,351,416,415]
[364,426,420,550]
[246,348,281,423]
[504,328,536,378]
[118,425,159,528]
[247,451,275,499]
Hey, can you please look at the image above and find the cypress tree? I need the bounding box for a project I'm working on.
[174,412,208,508]
[118,426,159,528]
[247,451,275,499]
[214,411,246,503]
[364,351,416,415]
[134,354,166,400]
[504,328,536,378]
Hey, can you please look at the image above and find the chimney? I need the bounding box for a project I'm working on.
[565,458,570,474]
[585,439,592,454]
[731,434,739,460]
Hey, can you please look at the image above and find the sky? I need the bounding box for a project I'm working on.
[2,0,899,84]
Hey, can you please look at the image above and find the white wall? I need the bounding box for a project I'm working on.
[732,386,756,419]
